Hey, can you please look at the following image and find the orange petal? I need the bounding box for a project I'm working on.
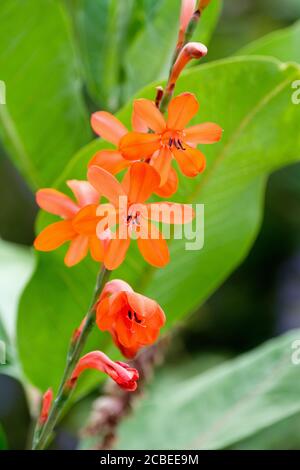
[90,111,128,146]
[67,180,99,207]
[34,220,75,251]
[36,189,78,219]
[137,223,170,267]
[184,122,223,144]
[88,165,126,207]
[64,234,89,267]
[126,292,166,327]
[132,107,149,133]
[119,132,161,161]
[127,162,160,204]
[173,146,206,177]
[89,235,105,262]
[88,150,132,175]
[72,204,98,235]
[150,147,173,187]
[104,236,131,270]
[133,99,166,133]
[147,202,195,224]
[155,167,178,198]
[167,92,199,130]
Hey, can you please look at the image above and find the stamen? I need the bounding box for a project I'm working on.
[178,140,186,150]
[134,312,142,324]
[128,310,133,320]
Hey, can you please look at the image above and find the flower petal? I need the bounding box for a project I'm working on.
[127,162,160,204]
[167,92,199,130]
[155,167,178,198]
[88,150,132,175]
[36,189,78,219]
[64,234,89,267]
[119,132,161,161]
[91,111,128,146]
[89,235,105,262]
[132,107,149,133]
[133,99,166,133]
[173,146,206,177]
[150,147,173,187]
[147,202,195,224]
[34,220,75,251]
[184,122,223,144]
[88,165,126,207]
[67,180,99,207]
[125,292,166,327]
[137,222,170,267]
[72,204,98,235]
[104,235,131,270]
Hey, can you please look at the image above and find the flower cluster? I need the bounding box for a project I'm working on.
[33,3,221,406]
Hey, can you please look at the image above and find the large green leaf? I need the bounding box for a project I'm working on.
[238,20,300,63]
[18,56,300,392]
[116,331,300,449]
[0,0,91,188]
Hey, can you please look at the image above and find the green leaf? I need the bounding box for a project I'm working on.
[0,0,91,188]
[18,56,300,393]
[238,20,300,63]
[116,331,300,449]
[63,0,135,110]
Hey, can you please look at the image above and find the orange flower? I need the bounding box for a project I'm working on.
[96,280,166,358]
[34,180,107,267]
[119,92,222,181]
[88,162,194,270]
[90,108,178,198]
[69,351,139,392]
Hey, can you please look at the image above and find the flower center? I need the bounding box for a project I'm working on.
[161,130,185,150]
[125,207,141,228]
[127,310,142,324]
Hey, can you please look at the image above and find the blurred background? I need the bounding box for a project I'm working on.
[1,0,300,450]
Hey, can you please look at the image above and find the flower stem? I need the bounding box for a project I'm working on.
[160,6,202,113]
[32,266,111,450]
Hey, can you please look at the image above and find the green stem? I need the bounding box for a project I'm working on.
[32,266,111,450]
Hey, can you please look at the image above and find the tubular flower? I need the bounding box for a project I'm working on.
[96,280,166,358]
[178,0,196,45]
[34,180,107,266]
[68,351,139,392]
[88,162,194,270]
[119,92,222,180]
[39,388,53,425]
